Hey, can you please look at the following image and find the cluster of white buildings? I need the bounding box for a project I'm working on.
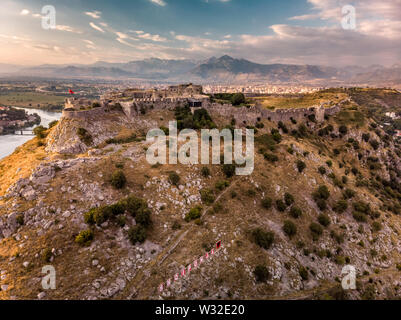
[202,85,323,94]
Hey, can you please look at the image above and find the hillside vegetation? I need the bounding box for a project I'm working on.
[0,88,401,300]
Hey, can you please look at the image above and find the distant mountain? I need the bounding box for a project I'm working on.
[2,55,399,84]
[190,55,341,82]
[17,58,197,80]
[350,65,401,83]
[0,64,23,74]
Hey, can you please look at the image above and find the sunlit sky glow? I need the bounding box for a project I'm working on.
[0,0,400,66]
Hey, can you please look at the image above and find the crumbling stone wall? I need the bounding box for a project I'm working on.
[62,106,106,120]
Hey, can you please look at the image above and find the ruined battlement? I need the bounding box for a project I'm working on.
[63,85,342,125]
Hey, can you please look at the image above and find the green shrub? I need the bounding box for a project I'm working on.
[283,220,297,237]
[42,248,53,263]
[353,201,370,214]
[201,166,210,177]
[215,180,229,191]
[261,197,272,209]
[318,214,331,227]
[276,199,287,212]
[333,200,348,213]
[77,127,93,145]
[296,160,306,173]
[309,222,323,239]
[264,153,279,162]
[335,255,346,265]
[128,225,147,244]
[33,125,47,139]
[123,196,148,217]
[116,216,127,227]
[200,189,215,205]
[316,199,327,211]
[372,221,382,232]
[16,214,24,225]
[172,221,181,230]
[289,206,302,218]
[136,208,152,227]
[318,166,327,175]
[246,189,256,197]
[299,266,309,281]
[369,139,379,150]
[284,193,295,206]
[254,265,270,282]
[313,185,330,200]
[84,208,97,225]
[343,189,356,199]
[185,206,202,222]
[339,125,348,135]
[362,133,370,142]
[251,228,275,250]
[48,120,58,128]
[75,229,94,246]
[326,160,333,167]
[222,164,236,178]
[353,211,367,222]
[168,171,180,186]
[111,170,127,189]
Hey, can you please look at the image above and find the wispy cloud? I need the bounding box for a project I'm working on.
[55,25,82,34]
[83,39,96,49]
[149,0,166,7]
[89,22,105,33]
[85,11,102,19]
[131,30,167,42]
[20,9,30,16]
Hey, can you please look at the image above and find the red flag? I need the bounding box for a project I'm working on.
[69,89,75,94]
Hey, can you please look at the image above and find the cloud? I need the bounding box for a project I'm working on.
[132,30,167,42]
[83,40,96,50]
[85,11,102,19]
[149,0,166,6]
[20,9,30,15]
[89,22,105,33]
[55,25,82,34]
[288,14,320,21]
[115,32,139,48]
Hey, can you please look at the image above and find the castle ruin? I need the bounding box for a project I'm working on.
[62,83,342,125]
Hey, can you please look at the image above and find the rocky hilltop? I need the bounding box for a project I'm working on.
[0,87,401,300]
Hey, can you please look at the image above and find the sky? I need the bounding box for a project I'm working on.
[0,0,400,67]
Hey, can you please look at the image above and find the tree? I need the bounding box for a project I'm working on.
[128,225,147,244]
[252,228,275,249]
[231,93,246,106]
[33,125,47,139]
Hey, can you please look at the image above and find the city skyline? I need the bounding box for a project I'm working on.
[0,0,400,67]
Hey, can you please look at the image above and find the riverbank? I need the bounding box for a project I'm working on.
[0,106,41,135]
[0,107,61,159]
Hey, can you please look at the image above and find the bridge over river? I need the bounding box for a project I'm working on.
[12,130,35,136]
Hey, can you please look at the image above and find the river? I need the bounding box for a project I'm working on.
[0,108,62,160]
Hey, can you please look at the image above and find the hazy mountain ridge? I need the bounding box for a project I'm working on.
[1,55,399,84]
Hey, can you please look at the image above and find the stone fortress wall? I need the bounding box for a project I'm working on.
[62,84,343,125]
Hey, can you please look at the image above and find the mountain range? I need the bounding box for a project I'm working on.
[0,55,400,84]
